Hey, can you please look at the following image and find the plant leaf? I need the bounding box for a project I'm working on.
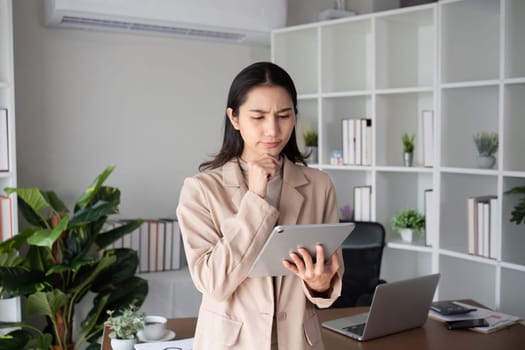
[95,219,143,249]
[27,290,68,319]
[76,166,115,209]
[27,217,69,248]
[0,329,33,350]
[5,188,50,224]
[43,191,69,214]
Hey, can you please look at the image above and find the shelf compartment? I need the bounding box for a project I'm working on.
[376,171,432,242]
[296,99,318,152]
[440,0,500,83]
[375,7,435,90]
[501,176,525,266]
[381,247,432,283]
[505,0,525,79]
[441,85,499,169]
[321,95,372,165]
[503,83,525,172]
[501,268,525,320]
[440,173,497,254]
[376,91,433,167]
[439,254,497,309]
[320,18,372,93]
[272,27,318,95]
[326,169,372,220]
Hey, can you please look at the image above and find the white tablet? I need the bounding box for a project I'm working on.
[247,222,355,278]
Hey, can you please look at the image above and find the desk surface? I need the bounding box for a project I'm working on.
[102,305,525,350]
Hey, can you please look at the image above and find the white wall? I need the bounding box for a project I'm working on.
[13,1,269,219]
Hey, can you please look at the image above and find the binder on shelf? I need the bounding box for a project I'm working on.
[421,110,434,167]
[139,221,150,273]
[424,189,436,247]
[361,118,372,166]
[0,195,13,242]
[467,195,496,257]
[354,185,372,222]
[489,197,500,260]
[148,220,159,272]
[342,118,372,166]
[0,109,9,172]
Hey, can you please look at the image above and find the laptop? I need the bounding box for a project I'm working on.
[322,273,440,341]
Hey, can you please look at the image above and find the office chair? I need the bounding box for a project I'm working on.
[331,221,386,308]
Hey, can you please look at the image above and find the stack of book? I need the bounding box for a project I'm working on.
[104,218,183,273]
[354,186,372,221]
[467,196,499,259]
[342,118,372,166]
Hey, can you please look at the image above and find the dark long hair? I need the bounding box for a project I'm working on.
[199,61,307,171]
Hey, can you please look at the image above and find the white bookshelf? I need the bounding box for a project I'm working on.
[272,0,525,319]
[0,0,20,331]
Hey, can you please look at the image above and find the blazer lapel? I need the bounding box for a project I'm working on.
[222,159,246,209]
[279,158,308,225]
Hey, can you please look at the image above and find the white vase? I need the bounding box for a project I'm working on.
[477,155,496,169]
[403,152,413,167]
[400,228,414,242]
[306,146,318,164]
[110,338,136,350]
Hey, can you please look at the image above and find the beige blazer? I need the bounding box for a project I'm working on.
[176,157,343,350]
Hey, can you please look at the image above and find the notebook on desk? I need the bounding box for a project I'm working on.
[322,273,440,341]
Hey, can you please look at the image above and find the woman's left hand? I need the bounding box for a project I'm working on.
[282,244,340,295]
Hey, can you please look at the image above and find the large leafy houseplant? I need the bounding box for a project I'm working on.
[0,166,147,350]
[505,186,525,225]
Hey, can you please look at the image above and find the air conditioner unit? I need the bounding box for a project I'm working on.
[43,0,287,44]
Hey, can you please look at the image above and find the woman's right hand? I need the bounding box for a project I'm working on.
[246,154,281,198]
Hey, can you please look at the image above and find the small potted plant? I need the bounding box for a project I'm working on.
[105,305,145,350]
[303,130,318,164]
[402,133,415,167]
[392,209,425,242]
[473,131,498,169]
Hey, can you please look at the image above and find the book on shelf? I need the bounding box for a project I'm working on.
[467,195,497,257]
[354,185,372,222]
[424,189,436,247]
[104,218,182,273]
[342,118,372,166]
[0,109,9,172]
[421,110,434,167]
[429,301,521,334]
[489,197,500,260]
[0,195,13,242]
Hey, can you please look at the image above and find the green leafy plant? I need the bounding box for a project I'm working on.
[505,186,525,225]
[401,133,415,153]
[392,209,425,233]
[303,130,318,147]
[0,166,147,350]
[105,305,145,340]
[473,131,498,157]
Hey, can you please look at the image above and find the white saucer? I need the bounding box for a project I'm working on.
[137,329,176,342]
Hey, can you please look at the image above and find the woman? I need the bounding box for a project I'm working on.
[176,61,343,350]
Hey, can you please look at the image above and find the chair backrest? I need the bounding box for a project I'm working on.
[331,221,386,308]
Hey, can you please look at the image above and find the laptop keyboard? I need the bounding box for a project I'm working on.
[343,323,366,336]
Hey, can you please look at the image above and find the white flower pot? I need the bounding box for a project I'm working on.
[111,338,136,350]
[399,228,414,242]
[477,155,496,169]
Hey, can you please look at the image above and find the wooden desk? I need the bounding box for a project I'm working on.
[102,306,525,350]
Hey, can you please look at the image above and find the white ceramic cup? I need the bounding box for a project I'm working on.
[143,315,167,340]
